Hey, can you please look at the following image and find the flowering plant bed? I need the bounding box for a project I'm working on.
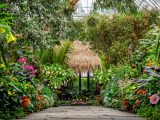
[71,99,93,106]
[71,101,92,106]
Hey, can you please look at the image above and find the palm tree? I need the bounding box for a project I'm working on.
[40,40,72,65]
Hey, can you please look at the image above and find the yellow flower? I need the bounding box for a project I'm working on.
[8,91,15,96]
[147,60,153,66]
[0,64,5,68]
[0,28,5,34]
[131,86,136,90]
[6,32,17,43]
[12,77,17,81]
[25,84,31,87]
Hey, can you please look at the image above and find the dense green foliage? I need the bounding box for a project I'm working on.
[70,11,159,64]
[0,59,56,119]
[0,1,160,120]
[0,0,74,49]
[94,0,138,14]
[40,40,72,65]
[0,1,76,119]
[132,25,160,65]
[40,64,76,89]
[99,25,160,119]
[138,105,160,120]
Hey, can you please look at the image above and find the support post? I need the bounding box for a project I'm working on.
[87,71,90,91]
[79,73,81,95]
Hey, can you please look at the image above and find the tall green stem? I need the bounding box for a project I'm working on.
[0,43,8,66]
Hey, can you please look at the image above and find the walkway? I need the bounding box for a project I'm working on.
[20,106,144,120]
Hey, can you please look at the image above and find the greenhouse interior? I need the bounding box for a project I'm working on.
[0,0,160,120]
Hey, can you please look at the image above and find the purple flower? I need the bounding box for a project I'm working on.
[17,57,26,64]
[149,94,160,105]
[24,65,35,74]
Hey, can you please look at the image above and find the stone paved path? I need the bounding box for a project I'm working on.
[20,106,144,120]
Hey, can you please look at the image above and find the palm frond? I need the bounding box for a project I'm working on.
[0,4,7,9]
[40,40,72,65]
[55,40,72,65]
[99,54,107,72]
[40,47,54,65]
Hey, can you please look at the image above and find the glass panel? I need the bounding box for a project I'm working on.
[73,0,95,19]
[73,0,160,20]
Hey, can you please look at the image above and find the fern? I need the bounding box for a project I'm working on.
[40,48,54,64]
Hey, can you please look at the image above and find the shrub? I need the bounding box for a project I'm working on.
[138,105,160,120]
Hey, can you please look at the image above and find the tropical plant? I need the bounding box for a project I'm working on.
[101,65,139,108]
[40,64,77,100]
[0,55,56,119]
[132,25,160,66]
[40,40,72,65]
[40,64,76,89]
[0,4,17,66]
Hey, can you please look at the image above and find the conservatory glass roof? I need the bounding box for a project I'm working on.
[135,0,160,10]
[73,0,95,19]
[73,0,160,19]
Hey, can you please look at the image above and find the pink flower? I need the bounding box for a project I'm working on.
[17,57,26,64]
[24,65,35,74]
[149,94,160,105]
[24,65,34,70]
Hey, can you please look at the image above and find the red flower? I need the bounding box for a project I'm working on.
[135,100,141,105]
[37,95,43,101]
[132,105,137,109]
[21,96,30,107]
[137,90,147,95]
[122,99,129,105]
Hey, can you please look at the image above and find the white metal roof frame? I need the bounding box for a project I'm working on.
[73,0,160,19]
